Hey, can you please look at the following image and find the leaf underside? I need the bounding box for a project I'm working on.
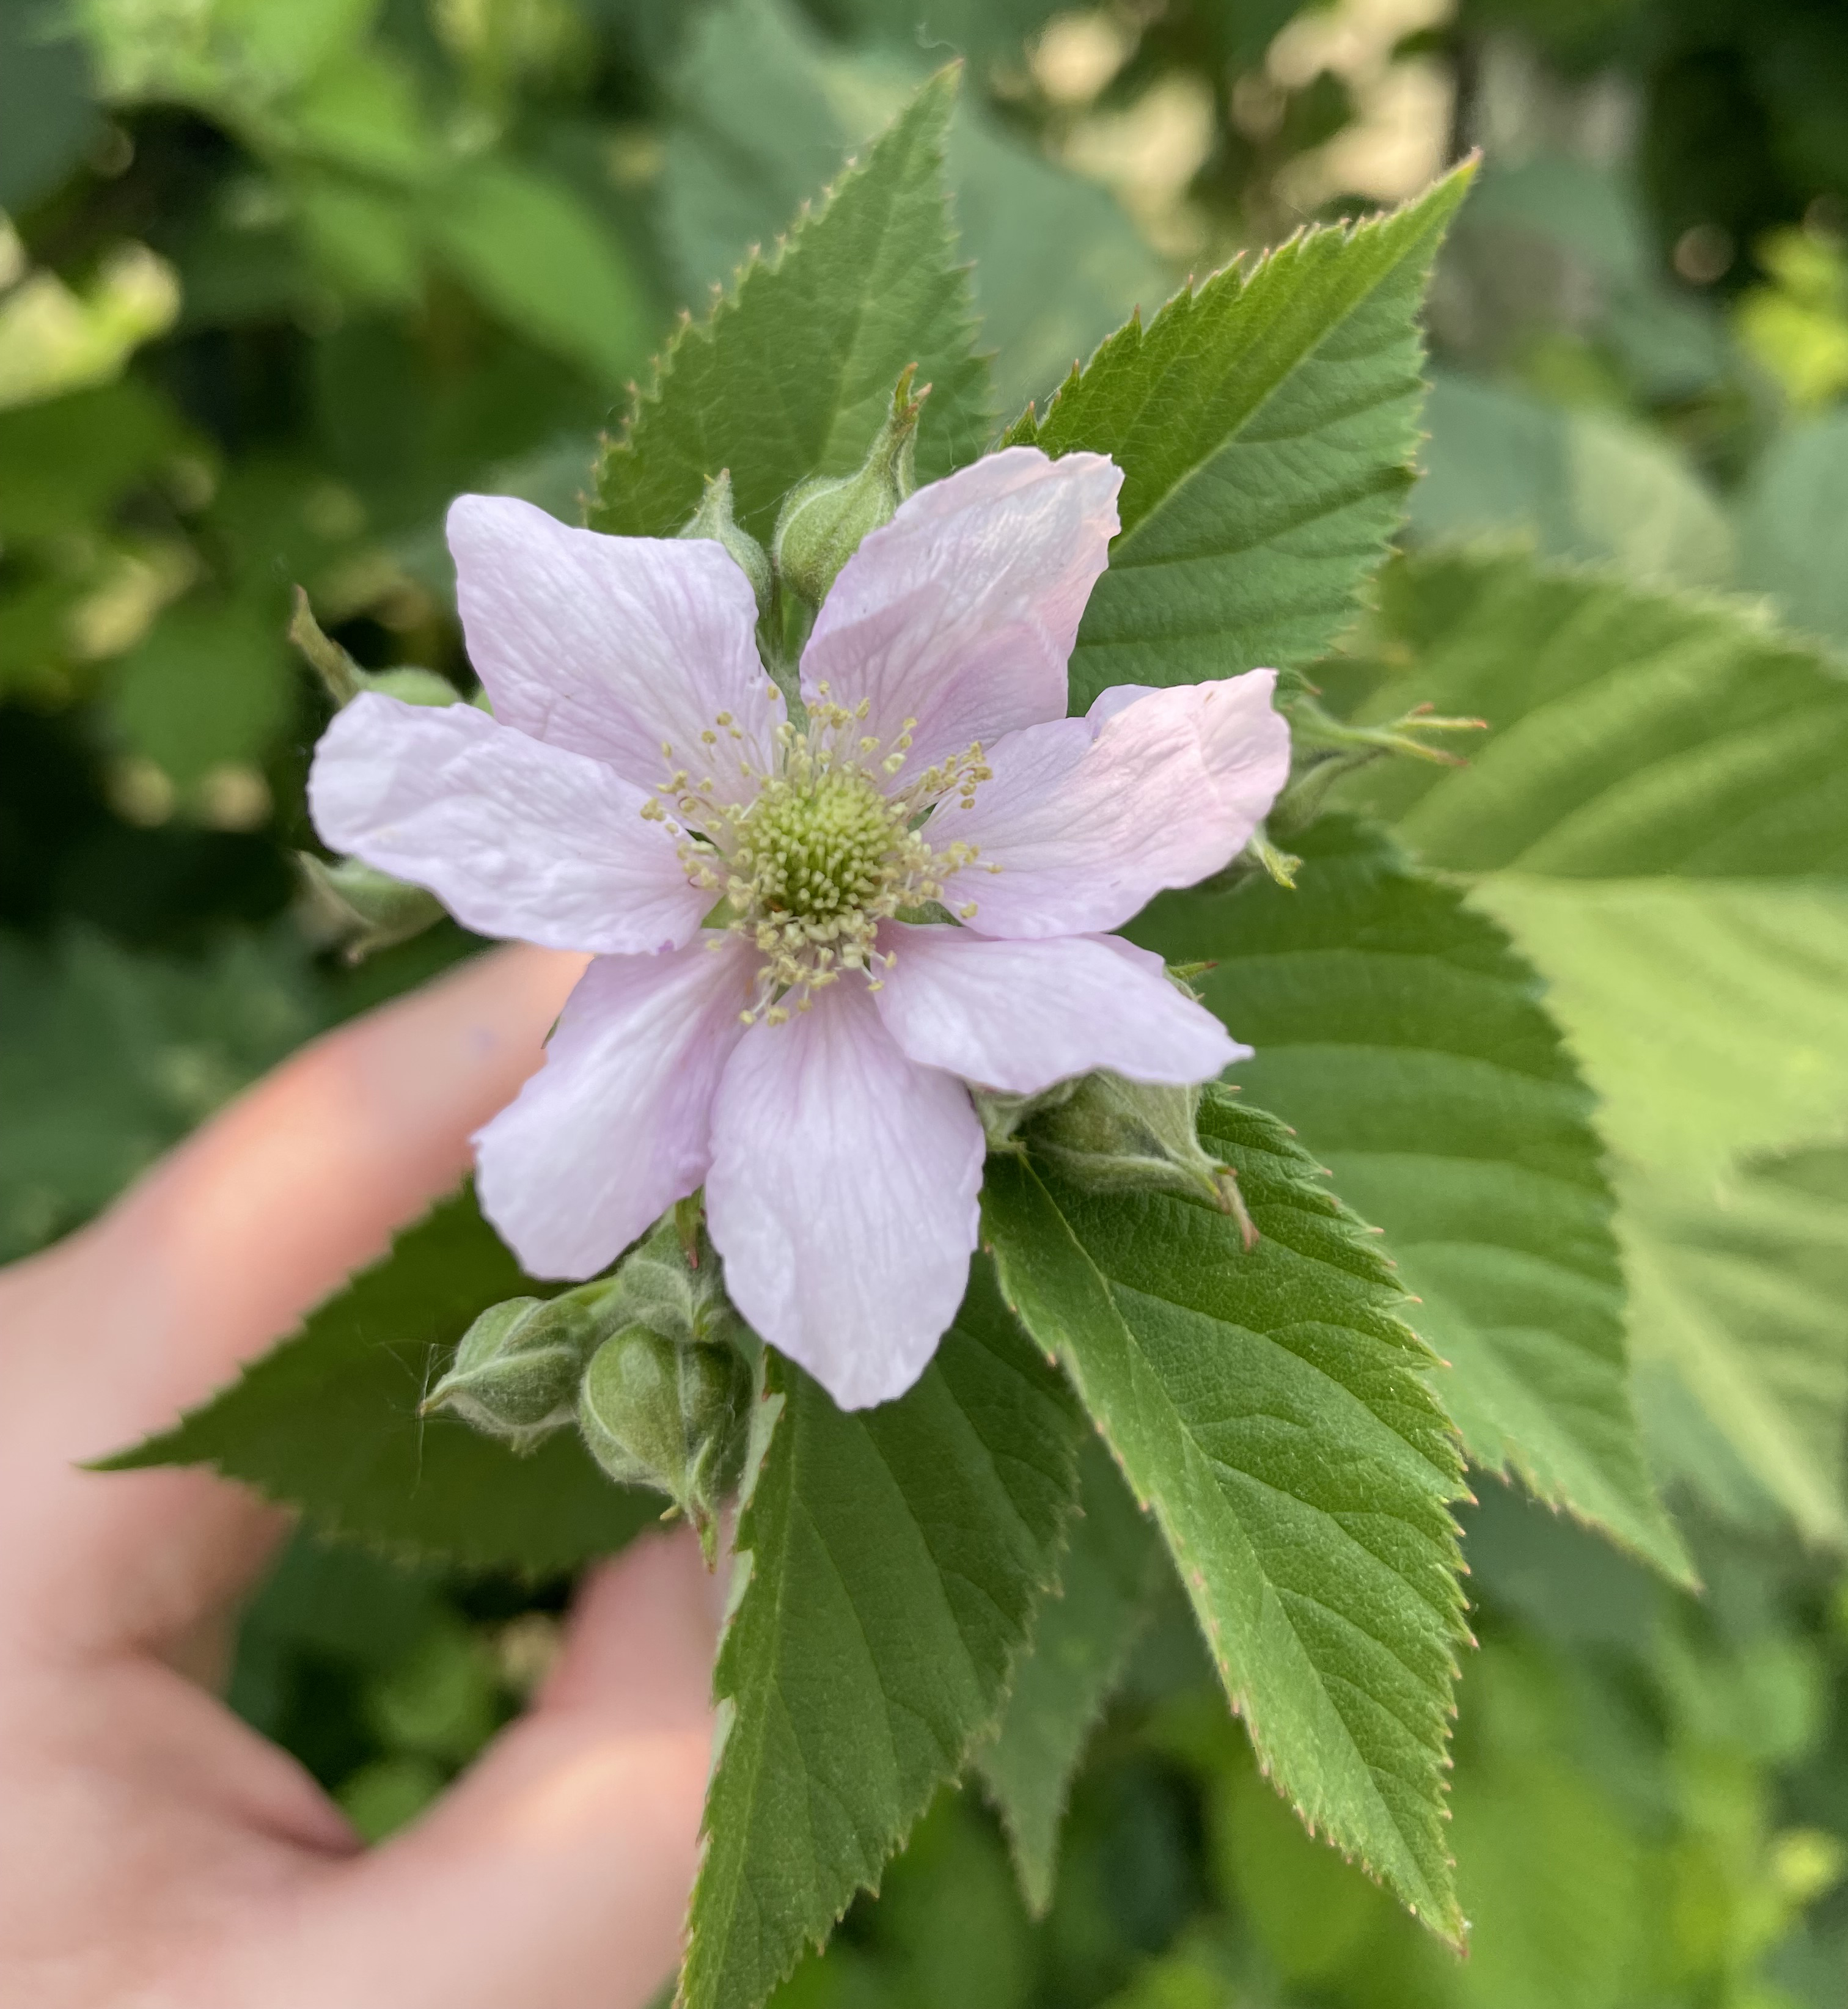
[591,65,992,546]
[1623,1143,1848,1545]
[1132,817,1690,1583]
[1327,547,1848,1544]
[1332,546,1848,877]
[983,1102,1469,1945]
[99,1188,657,1573]
[975,1432,1165,1917]
[682,1255,1084,2009]
[1014,163,1473,709]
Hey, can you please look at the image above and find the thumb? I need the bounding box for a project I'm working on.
[262,1529,717,2009]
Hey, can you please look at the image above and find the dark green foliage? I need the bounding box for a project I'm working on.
[591,68,992,545]
[685,1257,1084,2009]
[100,1188,659,1571]
[1132,816,1689,1579]
[1021,167,1472,706]
[983,1106,1470,1941]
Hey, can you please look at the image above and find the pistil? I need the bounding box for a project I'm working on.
[645,686,992,1024]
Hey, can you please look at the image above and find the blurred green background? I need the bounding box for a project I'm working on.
[6,0,1848,2001]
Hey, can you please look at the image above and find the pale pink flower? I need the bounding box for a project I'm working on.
[309,449,1290,1409]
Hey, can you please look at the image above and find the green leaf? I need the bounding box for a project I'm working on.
[982,1103,1469,1943]
[684,1256,1082,2009]
[1325,547,1848,1544]
[1017,164,1473,709]
[100,1188,657,1572]
[1470,876,1848,1196]
[593,65,991,546]
[1737,408,1848,651]
[426,158,650,389]
[975,1433,1164,1916]
[0,926,316,1261]
[0,378,188,544]
[1470,874,1848,1544]
[1330,546,1848,877]
[1412,372,1732,590]
[1623,1145,1848,1547]
[1132,819,1690,1582]
[656,0,1166,420]
[109,589,295,784]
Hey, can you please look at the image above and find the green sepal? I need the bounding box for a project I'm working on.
[295,852,446,964]
[289,585,459,709]
[678,467,773,618]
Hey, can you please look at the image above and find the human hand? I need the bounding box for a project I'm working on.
[0,947,717,2009]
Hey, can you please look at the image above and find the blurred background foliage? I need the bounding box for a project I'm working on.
[5,0,1848,2001]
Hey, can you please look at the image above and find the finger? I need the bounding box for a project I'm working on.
[0,945,587,1661]
[243,1529,717,2009]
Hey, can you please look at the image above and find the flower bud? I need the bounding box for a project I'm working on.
[422,1281,625,1453]
[678,467,772,618]
[772,365,926,606]
[289,585,460,709]
[1029,1075,1258,1250]
[610,1210,748,1352]
[578,1325,752,1561]
[296,852,446,964]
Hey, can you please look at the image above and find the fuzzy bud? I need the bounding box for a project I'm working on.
[577,1326,752,1561]
[296,852,446,963]
[1029,1075,1258,1250]
[678,468,772,618]
[422,1281,625,1453]
[772,365,925,605]
[609,1210,749,1353]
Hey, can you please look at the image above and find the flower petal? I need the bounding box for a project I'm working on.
[474,937,754,1279]
[705,981,983,1410]
[944,670,1290,938]
[875,925,1245,1094]
[449,494,781,799]
[800,447,1121,775]
[309,692,707,954]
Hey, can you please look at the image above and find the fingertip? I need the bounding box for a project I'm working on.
[540,1526,720,1726]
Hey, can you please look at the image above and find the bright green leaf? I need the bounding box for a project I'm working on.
[684,1257,1082,2009]
[975,1433,1164,1916]
[1472,876,1848,1194]
[99,1188,658,1572]
[1624,1145,1848,1548]
[1018,164,1473,709]
[592,66,991,545]
[1132,819,1690,1581]
[982,1103,1469,1943]
[1330,546,1848,877]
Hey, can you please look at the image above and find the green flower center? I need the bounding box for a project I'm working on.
[647,686,994,1026]
[735,767,901,921]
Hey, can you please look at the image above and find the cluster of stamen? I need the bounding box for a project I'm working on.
[643,683,992,1024]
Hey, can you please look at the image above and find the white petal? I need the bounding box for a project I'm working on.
[705,981,984,1410]
[943,670,1291,938]
[309,692,706,954]
[449,494,782,799]
[875,925,1245,1094]
[474,938,754,1279]
[800,448,1121,776]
